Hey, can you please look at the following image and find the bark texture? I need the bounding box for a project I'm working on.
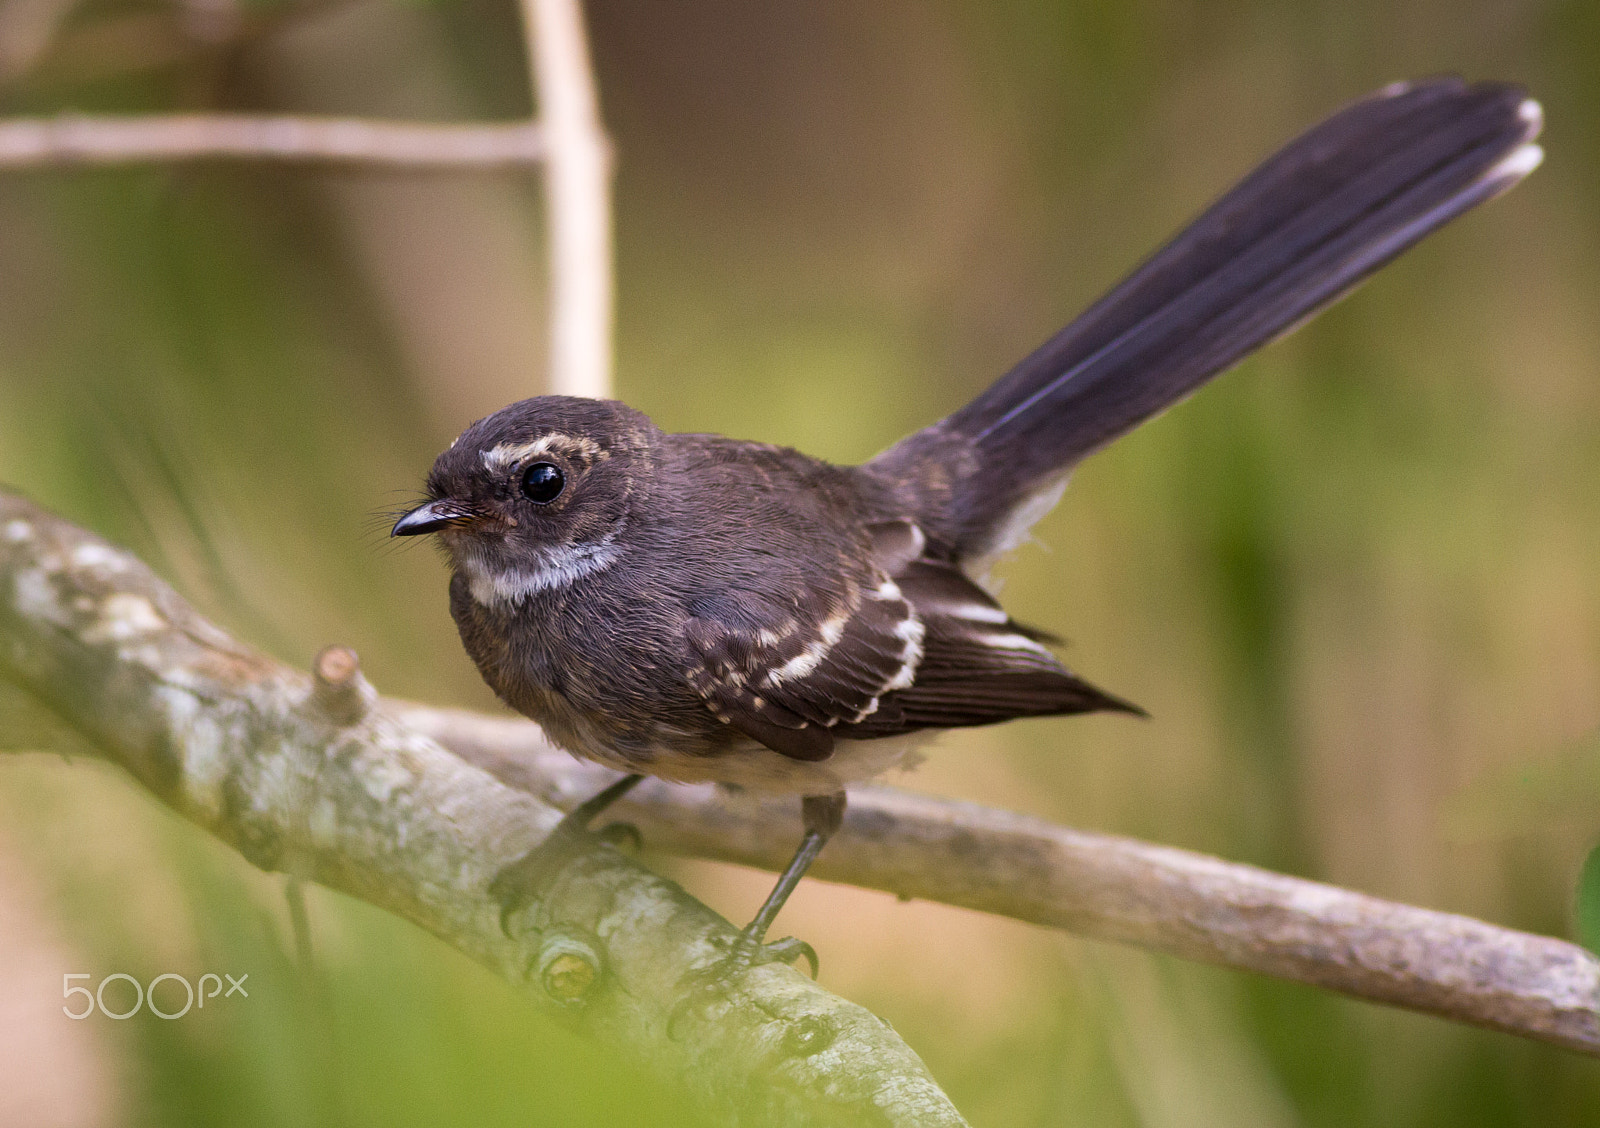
[0,490,965,1127]
[403,703,1600,1056]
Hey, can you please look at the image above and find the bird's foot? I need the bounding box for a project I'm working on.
[591,819,643,853]
[722,928,820,980]
[693,921,821,988]
[668,926,819,1038]
[488,849,552,936]
[489,775,645,936]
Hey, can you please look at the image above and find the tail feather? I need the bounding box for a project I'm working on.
[870,78,1542,565]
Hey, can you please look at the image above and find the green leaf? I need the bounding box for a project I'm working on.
[1575,842,1600,955]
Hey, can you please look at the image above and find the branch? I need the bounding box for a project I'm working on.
[8,493,1594,1076]
[0,490,966,1128]
[0,114,548,169]
[394,708,1600,1057]
[0,0,613,396]
[521,0,613,398]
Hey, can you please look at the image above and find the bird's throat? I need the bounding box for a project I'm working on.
[457,534,622,606]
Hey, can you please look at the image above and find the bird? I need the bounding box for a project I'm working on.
[393,77,1542,973]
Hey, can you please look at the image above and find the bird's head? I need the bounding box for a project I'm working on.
[392,396,659,604]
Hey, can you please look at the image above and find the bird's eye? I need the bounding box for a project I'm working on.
[519,462,565,504]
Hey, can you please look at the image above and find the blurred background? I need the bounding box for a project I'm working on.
[0,0,1598,1124]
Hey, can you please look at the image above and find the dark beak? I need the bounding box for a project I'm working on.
[391,500,476,537]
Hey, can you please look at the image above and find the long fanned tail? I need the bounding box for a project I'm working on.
[871,78,1542,565]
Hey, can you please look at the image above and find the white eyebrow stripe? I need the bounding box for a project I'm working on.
[482,434,604,471]
[482,438,555,471]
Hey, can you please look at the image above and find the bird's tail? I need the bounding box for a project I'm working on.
[869,77,1542,566]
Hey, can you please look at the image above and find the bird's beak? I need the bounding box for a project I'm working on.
[391,499,477,537]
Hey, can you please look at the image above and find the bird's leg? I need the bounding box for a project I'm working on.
[725,791,846,978]
[561,772,645,840]
[489,773,644,934]
[663,793,846,1032]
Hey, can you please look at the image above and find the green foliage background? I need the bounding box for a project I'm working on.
[1,0,1599,1124]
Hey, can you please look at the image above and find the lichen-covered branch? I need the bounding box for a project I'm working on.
[397,701,1600,1057]
[0,114,547,168]
[8,482,1597,1118]
[0,490,966,1128]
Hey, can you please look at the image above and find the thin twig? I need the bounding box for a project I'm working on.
[0,491,966,1128]
[396,706,1600,1058]
[0,0,612,396]
[0,114,547,168]
[522,0,613,398]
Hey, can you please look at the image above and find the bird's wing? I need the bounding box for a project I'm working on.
[842,530,1143,737]
[681,537,924,762]
[683,520,1137,759]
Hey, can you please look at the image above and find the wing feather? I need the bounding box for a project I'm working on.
[683,558,924,761]
[681,520,1138,755]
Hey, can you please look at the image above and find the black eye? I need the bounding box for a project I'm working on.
[519,462,565,503]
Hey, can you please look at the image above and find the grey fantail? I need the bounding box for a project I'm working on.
[394,78,1542,972]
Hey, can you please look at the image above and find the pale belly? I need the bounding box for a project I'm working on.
[572,730,939,795]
